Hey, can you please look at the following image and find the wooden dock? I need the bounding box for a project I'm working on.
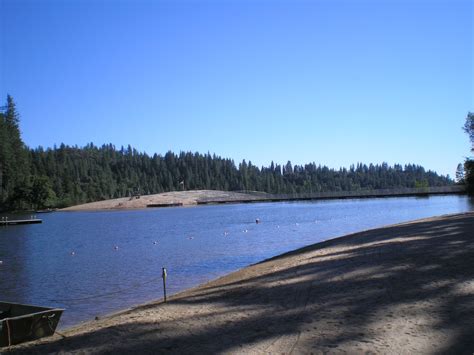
[147,203,183,208]
[0,219,42,226]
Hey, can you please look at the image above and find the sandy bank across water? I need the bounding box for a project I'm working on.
[9,212,474,354]
[60,190,266,211]
[60,187,467,212]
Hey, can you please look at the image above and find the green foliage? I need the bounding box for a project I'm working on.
[0,95,455,210]
[455,163,465,184]
[414,180,429,190]
[463,112,474,195]
[464,160,474,195]
[463,112,474,152]
[0,95,30,209]
[30,176,56,209]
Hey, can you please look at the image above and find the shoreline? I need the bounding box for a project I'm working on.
[9,212,474,353]
[60,187,466,212]
[52,212,473,331]
[54,212,471,332]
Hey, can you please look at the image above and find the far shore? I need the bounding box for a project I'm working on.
[60,190,265,211]
[61,186,466,212]
[9,212,474,354]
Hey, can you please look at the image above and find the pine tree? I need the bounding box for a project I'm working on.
[0,96,30,209]
[455,163,465,183]
[463,112,474,194]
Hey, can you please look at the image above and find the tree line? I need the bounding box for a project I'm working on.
[0,96,456,210]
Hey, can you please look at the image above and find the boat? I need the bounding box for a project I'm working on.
[0,302,64,347]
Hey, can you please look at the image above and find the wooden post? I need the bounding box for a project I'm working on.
[162,267,167,302]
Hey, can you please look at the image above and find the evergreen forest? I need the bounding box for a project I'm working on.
[0,96,455,211]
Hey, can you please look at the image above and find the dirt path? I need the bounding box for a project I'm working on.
[8,212,474,354]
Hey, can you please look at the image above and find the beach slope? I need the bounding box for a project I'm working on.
[60,190,266,211]
[10,212,474,354]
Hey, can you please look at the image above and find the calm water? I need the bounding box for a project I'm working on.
[0,195,472,329]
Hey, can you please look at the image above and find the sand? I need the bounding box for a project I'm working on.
[60,190,267,211]
[7,212,474,354]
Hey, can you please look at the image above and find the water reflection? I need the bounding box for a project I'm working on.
[0,227,30,301]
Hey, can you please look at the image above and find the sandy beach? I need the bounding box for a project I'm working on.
[7,212,474,354]
[60,190,267,211]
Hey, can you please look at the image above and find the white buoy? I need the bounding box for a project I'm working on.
[153,241,158,245]
[70,251,75,256]
[114,246,119,250]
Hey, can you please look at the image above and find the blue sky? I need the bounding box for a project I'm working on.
[1,0,472,177]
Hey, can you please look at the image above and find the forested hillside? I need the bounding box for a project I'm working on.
[0,96,454,210]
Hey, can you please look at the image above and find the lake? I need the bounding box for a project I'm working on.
[0,195,472,329]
